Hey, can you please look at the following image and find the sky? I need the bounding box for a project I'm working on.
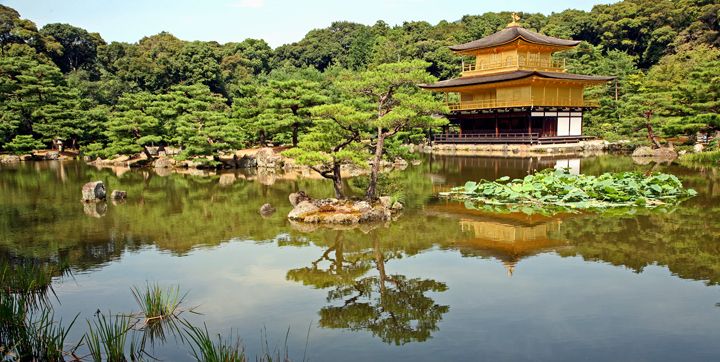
[1,0,614,48]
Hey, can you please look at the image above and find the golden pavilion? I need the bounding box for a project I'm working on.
[420,13,615,144]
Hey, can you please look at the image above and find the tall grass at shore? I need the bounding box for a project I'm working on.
[680,150,720,166]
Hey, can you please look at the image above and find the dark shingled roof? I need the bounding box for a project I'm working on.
[450,26,581,52]
[419,71,615,89]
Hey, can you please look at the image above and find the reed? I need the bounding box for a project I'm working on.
[0,261,79,361]
[680,150,720,166]
[85,311,134,362]
[131,282,186,322]
[183,322,247,362]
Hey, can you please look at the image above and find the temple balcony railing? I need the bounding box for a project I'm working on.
[432,132,594,144]
[461,57,566,77]
[447,98,599,111]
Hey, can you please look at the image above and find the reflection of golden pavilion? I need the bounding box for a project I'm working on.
[428,201,570,276]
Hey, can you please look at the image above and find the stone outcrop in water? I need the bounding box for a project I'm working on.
[287,193,402,225]
[259,203,276,216]
[289,191,311,207]
[111,190,127,200]
[0,155,21,164]
[631,146,678,165]
[82,181,106,202]
[632,146,677,159]
[255,147,284,169]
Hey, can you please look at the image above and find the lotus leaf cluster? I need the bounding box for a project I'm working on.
[440,169,697,214]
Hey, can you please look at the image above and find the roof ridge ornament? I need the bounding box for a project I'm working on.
[507,12,521,27]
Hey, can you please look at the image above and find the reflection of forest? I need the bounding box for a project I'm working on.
[1,158,719,294]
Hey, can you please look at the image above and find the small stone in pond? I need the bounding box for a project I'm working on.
[111,190,127,200]
[259,203,275,215]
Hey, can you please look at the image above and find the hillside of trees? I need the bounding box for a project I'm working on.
[1,0,719,158]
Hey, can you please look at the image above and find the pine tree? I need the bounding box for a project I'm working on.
[283,104,371,199]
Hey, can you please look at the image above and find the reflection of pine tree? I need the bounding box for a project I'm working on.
[291,232,449,345]
[286,232,372,289]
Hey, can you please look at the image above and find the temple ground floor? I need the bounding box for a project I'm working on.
[433,107,593,144]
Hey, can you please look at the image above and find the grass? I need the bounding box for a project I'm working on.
[0,306,80,362]
[85,311,136,362]
[0,260,79,361]
[131,282,186,322]
[2,276,304,362]
[679,149,720,166]
[183,322,247,362]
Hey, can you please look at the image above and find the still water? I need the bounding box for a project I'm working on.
[1,155,719,361]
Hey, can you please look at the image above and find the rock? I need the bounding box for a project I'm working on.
[0,155,20,164]
[632,146,676,159]
[153,157,173,169]
[288,200,320,220]
[411,159,422,166]
[353,201,372,213]
[289,191,310,207]
[259,203,276,216]
[110,155,130,165]
[82,181,106,202]
[255,148,283,168]
[20,154,33,161]
[288,197,397,225]
[632,146,654,157]
[237,155,257,168]
[45,151,59,160]
[378,196,393,208]
[653,147,678,159]
[393,157,409,167]
[694,143,704,153]
[358,206,391,223]
[678,150,687,156]
[391,201,404,211]
[110,190,127,200]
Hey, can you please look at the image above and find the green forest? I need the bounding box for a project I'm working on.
[1,0,719,159]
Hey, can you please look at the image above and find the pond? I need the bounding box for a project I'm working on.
[1,155,719,361]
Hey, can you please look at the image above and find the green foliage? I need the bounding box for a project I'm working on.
[2,1,720,152]
[0,52,82,147]
[4,135,44,154]
[40,23,103,73]
[443,168,698,214]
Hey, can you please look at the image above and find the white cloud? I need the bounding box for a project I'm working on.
[229,0,266,8]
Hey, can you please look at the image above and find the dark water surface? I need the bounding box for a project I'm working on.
[1,155,719,361]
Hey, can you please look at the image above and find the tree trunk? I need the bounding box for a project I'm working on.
[645,122,661,149]
[292,122,299,147]
[365,127,385,201]
[259,130,266,146]
[142,146,153,160]
[332,160,344,199]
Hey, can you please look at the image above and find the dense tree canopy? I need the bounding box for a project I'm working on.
[1,0,719,156]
